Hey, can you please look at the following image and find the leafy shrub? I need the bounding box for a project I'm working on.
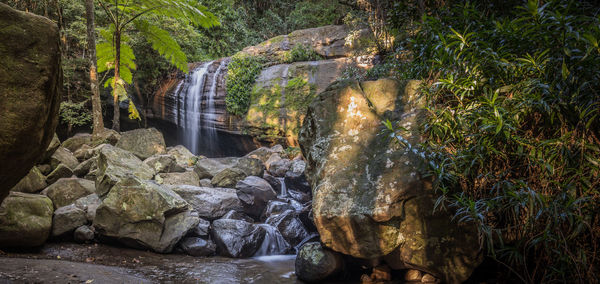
[59,101,92,127]
[225,53,265,115]
[288,1,346,31]
[280,44,322,63]
[388,1,600,282]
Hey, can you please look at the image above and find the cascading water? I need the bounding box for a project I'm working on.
[277,177,287,198]
[254,224,291,256]
[181,62,210,154]
[173,60,230,155]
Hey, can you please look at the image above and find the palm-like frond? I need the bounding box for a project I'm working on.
[134,19,188,73]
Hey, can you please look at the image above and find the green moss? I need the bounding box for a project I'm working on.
[279,44,322,64]
[225,53,265,115]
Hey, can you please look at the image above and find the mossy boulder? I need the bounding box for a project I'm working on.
[10,166,47,194]
[42,177,95,209]
[95,144,155,196]
[93,177,198,253]
[0,192,54,247]
[299,79,482,283]
[116,128,167,160]
[0,3,62,203]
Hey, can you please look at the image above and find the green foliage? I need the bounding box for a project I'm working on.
[59,101,92,127]
[225,53,265,115]
[388,1,600,282]
[287,1,346,31]
[285,76,316,111]
[134,20,189,73]
[280,44,322,63]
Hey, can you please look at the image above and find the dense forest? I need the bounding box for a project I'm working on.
[0,0,598,283]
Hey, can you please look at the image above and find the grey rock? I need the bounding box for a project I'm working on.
[10,166,47,193]
[266,209,310,247]
[46,164,74,185]
[221,210,254,223]
[211,168,246,188]
[268,159,292,177]
[295,242,343,282]
[235,176,277,219]
[115,128,167,160]
[50,147,79,171]
[179,237,216,257]
[0,192,53,247]
[74,225,95,243]
[42,177,95,209]
[52,204,87,237]
[156,171,200,186]
[189,218,211,237]
[74,193,101,222]
[95,144,154,196]
[169,185,242,220]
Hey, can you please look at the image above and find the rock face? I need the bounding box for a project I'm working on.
[299,79,481,283]
[295,242,344,282]
[0,192,54,247]
[149,25,373,148]
[0,3,62,202]
[93,177,198,253]
[211,219,266,258]
[115,128,167,160]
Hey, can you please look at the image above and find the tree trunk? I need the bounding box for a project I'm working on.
[112,30,121,132]
[85,0,105,138]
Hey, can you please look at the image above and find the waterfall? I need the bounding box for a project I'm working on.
[173,60,229,155]
[277,177,287,198]
[254,224,291,256]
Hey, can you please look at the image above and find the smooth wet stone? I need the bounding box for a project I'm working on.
[179,237,216,257]
[295,242,343,282]
[266,209,309,248]
[283,159,310,193]
[236,176,277,219]
[220,210,254,223]
[189,218,211,238]
[211,219,266,258]
[42,177,95,209]
[262,200,295,220]
[0,192,54,247]
[115,128,166,160]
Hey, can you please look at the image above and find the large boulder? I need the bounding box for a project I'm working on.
[115,128,167,160]
[168,185,242,220]
[62,134,92,153]
[93,177,198,253]
[0,3,62,202]
[194,157,236,180]
[46,164,74,185]
[41,134,61,162]
[42,177,95,209]
[235,176,277,219]
[211,219,266,258]
[299,79,481,283]
[95,144,154,196]
[295,242,344,283]
[0,192,54,247]
[167,145,195,168]
[245,145,284,164]
[144,154,184,174]
[211,167,246,188]
[74,193,101,222]
[10,166,47,193]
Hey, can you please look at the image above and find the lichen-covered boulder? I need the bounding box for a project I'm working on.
[93,177,198,253]
[144,154,184,174]
[295,242,344,283]
[167,145,195,168]
[211,219,266,258]
[42,177,95,209]
[168,185,242,220]
[0,3,62,202]
[116,128,166,160]
[299,79,481,283]
[62,134,92,153]
[211,167,247,188]
[95,144,154,196]
[10,166,47,193]
[0,192,54,247]
[46,164,73,185]
[50,147,79,170]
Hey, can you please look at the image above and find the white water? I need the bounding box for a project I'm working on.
[277,177,287,198]
[181,62,210,154]
[254,224,291,256]
[203,60,227,154]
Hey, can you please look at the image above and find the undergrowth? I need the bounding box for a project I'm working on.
[225,53,265,115]
[385,1,600,282]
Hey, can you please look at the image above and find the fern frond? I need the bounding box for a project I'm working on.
[134,19,188,73]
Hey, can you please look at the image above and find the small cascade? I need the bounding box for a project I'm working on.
[254,224,291,256]
[277,177,287,198]
[202,60,227,154]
